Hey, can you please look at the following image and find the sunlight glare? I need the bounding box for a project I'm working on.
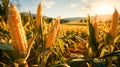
[94,2,114,15]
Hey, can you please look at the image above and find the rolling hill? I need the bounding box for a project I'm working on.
[62,14,116,22]
[21,12,119,23]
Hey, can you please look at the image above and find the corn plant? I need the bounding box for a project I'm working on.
[24,2,61,67]
[53,9,120,67]
[87,15,99,58]
[0,3,37,67]
[1,1,120,67]
[100,8,119,67]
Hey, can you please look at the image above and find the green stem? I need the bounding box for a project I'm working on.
[107,45,112,67]
[39,16,44,48]
[14,61,28,67]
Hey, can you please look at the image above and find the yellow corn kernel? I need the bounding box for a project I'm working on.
[8,4,27,52]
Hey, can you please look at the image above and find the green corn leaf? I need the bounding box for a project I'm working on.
[86,58,106,67]
[51,64,70,67]
[100,50,120,58]
[93,59,106,67]
[43,49,52,66]
[66,56,78,63]
[0,42,18,61]
[25,34,37,60]
[100,48,106,57]
[0,62,8,67]
[88,21,98,51]
[0,42,14,50]
[74,35,86,42]
[87,15,99,57]
[114,34,120,47]
[93,62,106,67]
[56,38,65,53]
[68,59,85,67]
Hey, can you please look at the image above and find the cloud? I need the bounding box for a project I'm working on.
[91,0,115,9]
[70,3,82,10]
[70,3,78,8]
[81,0,88,3]
[70,3,91,12]
[43,0,54,9]
[91,0,118,7]
[69,0,120,16]
[88,0,120,15]
[85,5,92,10]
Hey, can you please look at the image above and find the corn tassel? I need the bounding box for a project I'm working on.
[45,17,60,48]
[8,4,27,52]
[109,8,119,38]
[36,3,42,29]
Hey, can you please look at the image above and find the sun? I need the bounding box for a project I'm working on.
[94,2,114,15]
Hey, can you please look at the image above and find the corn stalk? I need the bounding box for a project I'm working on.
[34,2,60,67]
[107,8,119,67]
[6,3,36,67]
[87,15,99,58]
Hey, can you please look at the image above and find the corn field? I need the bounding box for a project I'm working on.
[0,1,120,67]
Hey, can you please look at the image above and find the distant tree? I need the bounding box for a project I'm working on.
[60,19,69,24]
[99,20,103,23]
[108,20,111,23]
[21,13,30,25]
[0,4,2,16]
[0,0,9,22]
[0,0,20,23]
[42,17,55,24]
[80,19,83,22]
[47,18,53,23]
[84,19,87,23]
[44,18,70,24]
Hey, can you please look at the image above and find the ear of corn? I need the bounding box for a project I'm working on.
[109,8,119,38]
[107,9,119,67]
[36,3,42,29]
[87,15,99,57]
[45,17,60,48]
[8,4,27,53]
[93,15,98,40]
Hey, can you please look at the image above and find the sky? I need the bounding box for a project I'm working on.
[11,0,120,18]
